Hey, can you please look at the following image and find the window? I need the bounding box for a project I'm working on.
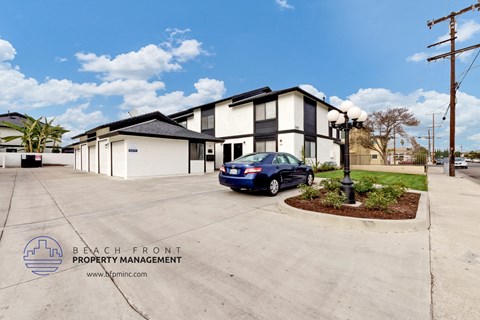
[305,141,316,158]
[189,143,204,160]
[178,121,187,128]
[371,154,378,159]
[273,154,289,164]
[6,148,17,153]
[201,115,214,130]
[255,140,276,152]
[285,154,300,165]
[255,101,276,121]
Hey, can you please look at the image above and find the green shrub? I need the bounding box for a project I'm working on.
[308,160,321,173]
[320,178,341,191]
[381,183,407,200]
[353,176,377,194]
[298,184,319,200]
[322,191,346,209]
[364,190,397,210]
[319,162,337,172]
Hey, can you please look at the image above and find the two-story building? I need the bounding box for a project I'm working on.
[169,86,342,169]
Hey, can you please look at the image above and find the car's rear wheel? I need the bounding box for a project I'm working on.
[230,187,241,192]
[305,173,314,186]
[267,178,280,196]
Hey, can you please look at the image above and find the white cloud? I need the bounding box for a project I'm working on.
[331,88,480,151]
[299,84,326,100]
[467,133,480,142]
[0,38,16,62]
[407,52,429,63]
[275,0,294,10]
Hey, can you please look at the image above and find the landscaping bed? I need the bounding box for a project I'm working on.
[285,189,420,220]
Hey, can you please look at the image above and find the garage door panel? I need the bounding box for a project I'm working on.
[112,141,125,178]
[98,139,109,175]
[81,145,88,171]
[89,146,96,172]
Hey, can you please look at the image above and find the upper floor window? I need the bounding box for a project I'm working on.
[201,115,214,130]
[255,101,276,121]
[178,121,187,128]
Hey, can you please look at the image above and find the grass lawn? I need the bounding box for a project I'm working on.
[315,170,428,191]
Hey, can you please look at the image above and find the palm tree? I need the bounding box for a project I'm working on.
[0,115,68,153]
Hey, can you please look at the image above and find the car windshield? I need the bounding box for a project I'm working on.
[455,157,465,161]
[234,153,270,163]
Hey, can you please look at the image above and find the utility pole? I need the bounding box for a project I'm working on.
[426,112,441,163]
[427,2,480,177]
[428,129,431,163]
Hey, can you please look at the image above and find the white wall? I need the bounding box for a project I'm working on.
[88,145,96,172]
[278,93,295,131]
[316,138,341,165]
[317,103,329,136]
[278,132,304,159]
[190,160,204,174]
[215,101,253,137]
[187,109,202,133]
[97,139,110,175]
[126,136,189,177]
[1,153,74,168]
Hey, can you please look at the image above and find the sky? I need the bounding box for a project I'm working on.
[1,0,480,151]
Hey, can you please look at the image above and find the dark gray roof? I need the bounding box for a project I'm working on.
[72,111,180,139]
[100,120,224,142]
[0,112,27,127]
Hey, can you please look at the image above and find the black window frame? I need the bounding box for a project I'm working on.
[189,142,205,161]
[255,101,276,122]
[201,115,214,130]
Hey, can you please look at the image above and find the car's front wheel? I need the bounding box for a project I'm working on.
[305,172,314,186]
[267,178,280,196]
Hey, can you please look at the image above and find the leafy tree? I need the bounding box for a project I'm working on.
[0,115,68,153]
[352,107,420,164]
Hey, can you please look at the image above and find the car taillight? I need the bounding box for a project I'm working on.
[220,165,226,173]
[244,167,262,175]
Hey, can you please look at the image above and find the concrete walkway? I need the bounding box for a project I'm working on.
[428,166,480,319]
[0,166,478,319]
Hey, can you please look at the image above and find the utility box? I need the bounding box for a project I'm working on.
[21,155,42,168]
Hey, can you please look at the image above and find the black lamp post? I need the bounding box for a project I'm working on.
[327,101,368,204]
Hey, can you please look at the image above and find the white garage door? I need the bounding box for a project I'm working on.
[89,146,96,172]
[98,139,109,175]
[111,141,125,178]
[81,144,88,171]
[75,149,81,170]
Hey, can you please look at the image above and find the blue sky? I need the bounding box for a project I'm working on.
[1,0,480,151]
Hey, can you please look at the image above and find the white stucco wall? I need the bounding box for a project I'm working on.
[316,138,341,165]
[278,132,304,159]
[317,103,329,136]
[215,101,253,137]
[190,160,204,174]
[187,109,201,133]
[97,138,110,175]
[1,152,74,168]
[125,136,188,177]
[278,92,304,131]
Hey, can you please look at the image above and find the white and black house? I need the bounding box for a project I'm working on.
[169,86,343,169]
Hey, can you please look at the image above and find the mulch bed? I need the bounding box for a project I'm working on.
[285,189,421,220]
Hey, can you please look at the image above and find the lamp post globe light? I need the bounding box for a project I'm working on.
[327,102,368,204]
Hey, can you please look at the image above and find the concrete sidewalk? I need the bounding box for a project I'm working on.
[428,166,480,319]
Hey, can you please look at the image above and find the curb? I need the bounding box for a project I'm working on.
[277,191,430,233]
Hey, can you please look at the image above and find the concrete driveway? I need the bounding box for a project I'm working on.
[0,167,431,320]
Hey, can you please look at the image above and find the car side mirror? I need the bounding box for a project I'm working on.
[299,161,304,165]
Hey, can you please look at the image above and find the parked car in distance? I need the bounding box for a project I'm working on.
[454,157,468,169]
[472,158,480,163]
[435,157,444,165]
[219,152,314,196]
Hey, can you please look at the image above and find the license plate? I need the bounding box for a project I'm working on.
[229,168,238,175]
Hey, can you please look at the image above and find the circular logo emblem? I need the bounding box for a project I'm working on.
[23,236,63,276]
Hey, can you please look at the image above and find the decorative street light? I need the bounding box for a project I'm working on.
[327,101,368,204]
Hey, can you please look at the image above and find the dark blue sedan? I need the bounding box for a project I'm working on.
[219,152,314,196]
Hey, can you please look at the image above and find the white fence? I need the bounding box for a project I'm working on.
[1,153,74,168]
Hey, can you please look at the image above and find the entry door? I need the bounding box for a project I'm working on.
[233,143,243,160]
[223,144,232,164]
